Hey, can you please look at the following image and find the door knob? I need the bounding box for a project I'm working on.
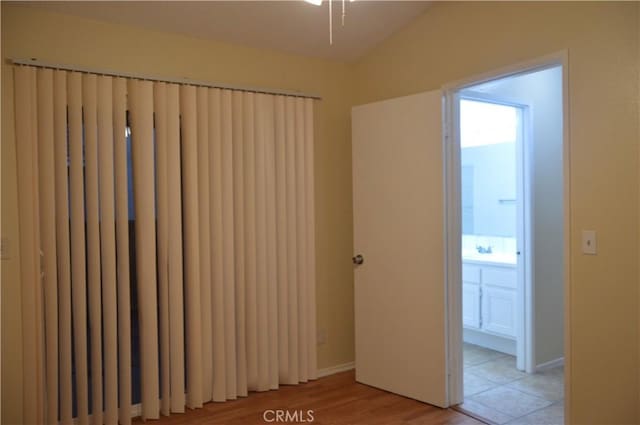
[353,254,364,265]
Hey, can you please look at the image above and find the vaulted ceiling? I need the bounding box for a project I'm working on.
[18,1,432,62]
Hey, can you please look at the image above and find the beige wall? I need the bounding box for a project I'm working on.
[354,2,639,423]
[1,5,356,424]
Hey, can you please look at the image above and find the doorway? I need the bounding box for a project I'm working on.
[459,95,527,363]
[446,64,566,424]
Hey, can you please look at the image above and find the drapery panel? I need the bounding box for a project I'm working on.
[13,65,317,425]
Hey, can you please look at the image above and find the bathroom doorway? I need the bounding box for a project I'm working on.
[446,63,566,424]
[459,95,526,368]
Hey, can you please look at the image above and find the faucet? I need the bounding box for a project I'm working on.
[476,245,493,254]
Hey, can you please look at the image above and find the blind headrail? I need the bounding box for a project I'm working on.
[8,57,322,100]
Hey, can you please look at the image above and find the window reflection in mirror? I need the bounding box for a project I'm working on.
[460,98,520,260]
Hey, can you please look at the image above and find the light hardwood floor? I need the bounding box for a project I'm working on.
[133,370,483,424]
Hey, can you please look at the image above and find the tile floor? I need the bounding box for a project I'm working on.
[460,343,564,425]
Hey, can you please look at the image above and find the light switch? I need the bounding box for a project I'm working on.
[582,230,597,255]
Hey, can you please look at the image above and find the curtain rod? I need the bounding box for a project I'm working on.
[9,58,322,100]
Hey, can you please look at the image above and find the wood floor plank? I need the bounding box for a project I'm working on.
[132,371,483,424]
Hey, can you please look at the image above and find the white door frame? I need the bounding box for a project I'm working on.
[457,92,531,373]
[442,51,570,418]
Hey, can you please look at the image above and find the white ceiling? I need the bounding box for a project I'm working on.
[18,1,431,62]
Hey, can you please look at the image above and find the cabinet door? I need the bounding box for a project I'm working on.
[462,283,481,329]
[481,286,517,337]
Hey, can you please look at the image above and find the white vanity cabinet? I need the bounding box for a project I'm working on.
[462,261,517,339]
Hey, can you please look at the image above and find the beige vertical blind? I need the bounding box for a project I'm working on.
[13,64,317,424]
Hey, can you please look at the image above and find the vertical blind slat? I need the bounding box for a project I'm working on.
[180,85,204,408]
[197,86,214,402]
[129,79,160,420]
[83,73,104,425]
[285,97,299,385]
[210,88,228,402]
[263,95,280,390]
[32,67,46,425]
[97,75,119,425]
[274,96,289,383]
[295,99,308,381]
[36,68,59,424]
[305,99,318,380]
[113,77,132,425]
[68,71,90,424]
[255,94,270,392]
[154,82,171,417]
[167,83,186,412]
[295,99,308,382]
[244,92,258,392]
[222,90,238,400]
[53,69,74,425]
[232,91,248,397]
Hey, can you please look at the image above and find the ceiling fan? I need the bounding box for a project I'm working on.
[304,0,356,45]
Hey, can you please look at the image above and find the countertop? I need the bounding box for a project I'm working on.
[462,251,517,266]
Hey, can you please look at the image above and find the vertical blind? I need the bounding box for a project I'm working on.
[13,65,317,425]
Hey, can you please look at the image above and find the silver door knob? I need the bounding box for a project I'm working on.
[353,254,364,265]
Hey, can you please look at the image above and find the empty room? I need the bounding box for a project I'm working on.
[1,2,639,425]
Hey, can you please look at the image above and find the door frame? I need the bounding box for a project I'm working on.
[442,51,570,416]
[457,92,531,373]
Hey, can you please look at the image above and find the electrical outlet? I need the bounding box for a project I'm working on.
[317,328,327,346]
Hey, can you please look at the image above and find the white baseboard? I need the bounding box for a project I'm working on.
[536,357,564,372]
[317,362,355,378]
[463,328,516,356]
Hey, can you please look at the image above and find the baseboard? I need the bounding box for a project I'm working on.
[536,357,564,372]
[463,328,516,356]
[317,362,355,378]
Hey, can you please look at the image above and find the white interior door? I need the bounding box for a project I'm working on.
[352,90,448,407]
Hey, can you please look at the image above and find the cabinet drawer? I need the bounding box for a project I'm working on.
[462,264,481,284]
[483,266,516,289]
